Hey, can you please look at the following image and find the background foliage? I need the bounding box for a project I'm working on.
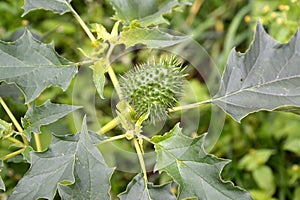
[0,0,300,200]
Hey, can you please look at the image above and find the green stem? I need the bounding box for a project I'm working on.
[169,99,211,113]
[278,147,286,200]
[7,137,25,147]
[0,97,28,146]
[100,134,126,144]
[34,133,42,152]
[65,1,97,45]
[106,43,123,100]
[98,117,119,135]
[1,148,25,161]
[133,138,148,186]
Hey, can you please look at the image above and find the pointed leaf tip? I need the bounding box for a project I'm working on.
[0,29,78,103]
[212,20,300,121]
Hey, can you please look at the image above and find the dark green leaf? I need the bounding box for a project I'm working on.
[118,173,176,200]
[118,28,187,49]
[0,30,78,103]
[21,100,81,140]
[152,124,252,200]
[212,22,300,122]
[9,117,114,200]
[58,119,114,200]
[0,82,23,103]
[22,0,72,16]
[0,161,5,191]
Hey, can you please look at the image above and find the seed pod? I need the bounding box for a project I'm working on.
[120,58,185,124]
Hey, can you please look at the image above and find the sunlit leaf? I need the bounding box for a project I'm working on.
[118,173,176,200]
[90,59,107,99]
[118,28,187,49]
[22,0,72,16]
[152,124,252,200]
[212,22,300,121]
[0,30,78,103]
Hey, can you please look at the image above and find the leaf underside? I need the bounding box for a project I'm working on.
[118,173,176,200]
[212,21,300,122]
[152,124,253,200]
[8,117,114,200]
[0,30,77,103]
[22,0,72,16]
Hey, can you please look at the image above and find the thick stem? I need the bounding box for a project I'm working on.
[65,1,97,45]
[0,97,28,146]
[133,138,148,186]
[98,117,119,135]
[100,134,126,144]
[278,147,286,200]
[34,133,42,152]
[1,148,25,161]
[7,137,25,147]
[169,99,211,113]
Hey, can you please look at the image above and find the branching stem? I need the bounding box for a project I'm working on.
[133,138,148,186]
[65,1,97,45]
[0,97,28,146]
[106,43,123,100]
[100,134,126,144]
[98,117,119,135]
[34,133,42,152]
[169,99,211,113]
[7,137,25,147]
[1,148,25,161]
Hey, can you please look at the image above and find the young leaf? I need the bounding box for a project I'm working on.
[118,173,176,200]
[90,59,107,99]
[0,161,5,191]
[21,100,82,140]
[110,0,188,26]
[110,0,158,24]
[0,119,13,139]
[9,117,114,200]
[212,21,300,122]
[22,0,72,16]
[0,30,78,103]
[151,124,252,200]
[58,119,114,200]
[118,28,187,49]
[139,1,190,27]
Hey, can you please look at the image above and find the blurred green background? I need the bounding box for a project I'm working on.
[0,0,300,199]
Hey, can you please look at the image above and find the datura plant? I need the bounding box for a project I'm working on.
[0,0,300,200]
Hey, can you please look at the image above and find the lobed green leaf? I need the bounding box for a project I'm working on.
[212,21,300,122]
[0,30,78,103]
[8,117,114,200]
[0,161,5,191]
[118,28,188,49]
[21,100,82,140]
[118,173,176,200]
[22,0,72,16]
[152,124,253,200]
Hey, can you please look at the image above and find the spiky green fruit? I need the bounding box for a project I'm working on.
[120,58,185,123]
